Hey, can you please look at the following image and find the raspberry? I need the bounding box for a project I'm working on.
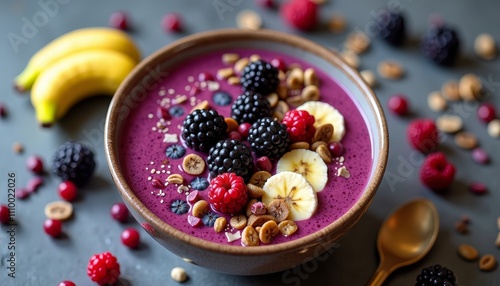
[420,152,456,192]
[87,252,120,286]
[407,119,439,153]
[208,173,248,214]
[281,0,318,31]
[282,109,316,143]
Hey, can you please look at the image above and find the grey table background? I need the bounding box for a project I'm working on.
[1,0,500,285]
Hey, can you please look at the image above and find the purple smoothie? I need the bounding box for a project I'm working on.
[119,48,372,245]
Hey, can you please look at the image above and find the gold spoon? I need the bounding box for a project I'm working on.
[366,198,439,286]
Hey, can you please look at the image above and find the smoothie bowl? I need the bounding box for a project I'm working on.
[105,29,388,275]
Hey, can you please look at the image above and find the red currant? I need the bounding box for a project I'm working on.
[257,0,275,8]
[237,123,252,138]
[27,155,44,174]
[121,227,140,248]
[388,94,409,116]
[111,203,129,223]
[58,181,78,201]
[477,103,496,123]
[198,72,213,82]
[109,11,129,30]
[0,204,10,224]
[44,219,62,237]
[328,142,345,157]
[162,13,182,32]
[58,281,76,286]
[271,58,286,71]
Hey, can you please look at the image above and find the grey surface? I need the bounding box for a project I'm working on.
[0,0,499,285]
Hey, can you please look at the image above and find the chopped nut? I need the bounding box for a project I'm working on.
[455,220,468,234]
[167,174,184,185]
[222,53,240,65]
[344,31,370,54]
[360,70,376,87]
[328,14,346,34]
[190,100,210,113]
[441,80,461,101]
[487,119,500,138]
[225,231,241,242]
[479,254,497,271]
[217,67,234,80]
[214,217,227,233]
[249,54,261,62]
[454,131,478,149]
[495,232,500,247]
[337,166,350,178]
[12,142,24,154]
[474,33,496,60]
[227,76,240,85]
[266,93,279,108]
[377,60,404,80]
[436,114,463,133]
[234,57,249,73]
[458,243,479,261]
[236,10,262,30]
[171,267,188,283]
[459,74,483,101]
[340,50,359,69]
[192,200,209,218]
[427,91,447,112]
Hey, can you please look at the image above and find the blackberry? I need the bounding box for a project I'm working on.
[416,264,457,286]
[374,9,406,46]
[207,139,254,182]
[181,109,227,153]
[51,141,96,186]
[231,91,271,124]
[421,25,460,66]
[248,117,290,159]
[240,59,279,95]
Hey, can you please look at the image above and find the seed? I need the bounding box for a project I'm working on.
[249,171,272,188]
[459,73,483,101]
[236,9,262,30]
[167,174,184,185]
[192,200,209,218]
[44,201,73,221]
[217,67,234,80]
[234,57,249,73]
[301,85,320,101]
[487,119,500,138]
[360,70,376,87]
[190,100,210,113]
[441,80,461,101]
[247,214,277,228]
[227,76,240,86]
[479,254,497,271]
[344,31,370,54]
[278,220,298,236]
[225,117,239,133]
[454,132,478,149]
[266,93,279,108]
[304,68,319,86]
[170,267,188,282]
[222,53,240,65]
[286,68,304,89]
[316,144,332,164]
[436,115,462,133]
[267,199,290,222]
[214,217,227,233]
[247,183,265,199]
[313,123,334,143]
[474,33,496,60]
[230,215,247,230]
[458,243,479,261]
[289,141,310,150]
[12,142,24,154]
[427,91,447,112]
[455,220,468,234]
[182,154,205,175]
[259,220,279,244]
[241,226,259,246]
[340,50,359,69]
[327,14,346,34]
[377,60,404,79]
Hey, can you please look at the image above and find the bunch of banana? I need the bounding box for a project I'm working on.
[14,27,141,127]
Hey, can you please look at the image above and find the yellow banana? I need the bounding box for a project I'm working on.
[15,27,141,92]
[31,49,137,127]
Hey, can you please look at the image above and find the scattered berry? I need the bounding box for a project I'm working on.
[212,91,233,106]
[15,188,30,199]
[207,139,254,181]
[110,203,129,223]
[156,107,171,120]
[202,212,220,227]
[51,141,96,186]
[477,103,496,123]
[240,60,279,95]
[198,72,213,82]
[182,109,227,152]
[257,0,275,9]
[237,123,252,138]
[87,252,120,286]
[282,109,316,143]
[271,58,286,71]
[190,177,209,191]
[121,227,140,248]
[58,181,78,201]
[420,152,456,192]
[44,219,62,237]
[421,23,460,66]
[169,106,184,117]
[231,91,271,125]
[471,147,490,164]
[256,156,273,172]
[388,94,409,116]
[469,182,488,195]
[228,130,242,141]
[416,264,457,286]
[208,173,248,214]
[26,176,44,193]
[109,11,129,30]
[188,215,202,227]
[328,141,344,157]
[170,200,189,215]
[165,144,186,159]
[0,204,10,224]
[374,10,406,46]
[58,281,76,286]
[248,117,290,158]
[0,103,6,117]
[27,155,44,174]
[281,0,318,31]
[162,13,182,32]
[407,119,439,153]
[186,190,200,204]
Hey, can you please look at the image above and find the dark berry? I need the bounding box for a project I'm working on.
[44,219,62,237]
[27,155,44,174]
[477,103,496,123]
[420,152,456,192]
[181,109,227,153]
[240,60,279,95]
[421,24,460,66]
[109,11,129,30]
[407,119,439,153]
[208,173,248,214]
[169,106,184,117]
[162,13,182,32]
[170,200,189,215]
[51,141,96,186]
[58,181,78,202]
[207,139,254,182]
[202,212,220,227]
[248,117,290,159]
[165,144,186,159]
[416,264,457,286]
[212,91,233,106]
[237,123,252,138]
[87,252,120,286]
[388,94,409,116]
[58,281,76,286]
[0,204,10,224]
[190,177,209,190]
[111,203,129,223]
[374,9,406,46]
[231,91,271,124]
[121,227,140,248]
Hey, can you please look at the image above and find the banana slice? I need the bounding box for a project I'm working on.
[276,149,328,192]
[262,171,318,221]
[297,101,345,142]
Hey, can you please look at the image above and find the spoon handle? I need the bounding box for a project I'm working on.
[365,264,391,286]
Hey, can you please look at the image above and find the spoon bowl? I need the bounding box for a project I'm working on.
[367,198,439,286]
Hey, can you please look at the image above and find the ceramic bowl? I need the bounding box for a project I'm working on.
[105,29,388,275]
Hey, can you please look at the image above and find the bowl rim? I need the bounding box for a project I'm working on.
[105,28,388,256]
